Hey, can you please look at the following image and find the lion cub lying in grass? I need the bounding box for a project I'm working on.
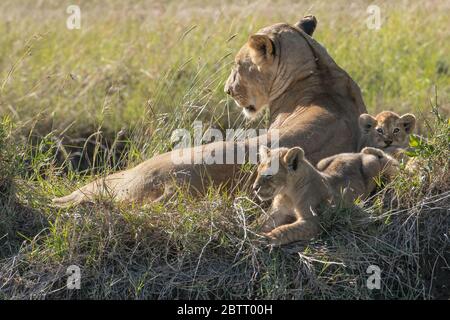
[358,111,416,160]
[253,146,398,245]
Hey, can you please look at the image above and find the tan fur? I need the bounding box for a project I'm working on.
[253,146,398,245]
[53,16,367,207]
[358,111,416,161]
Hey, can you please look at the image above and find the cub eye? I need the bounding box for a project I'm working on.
[262,174,272,180]
[393,128,400,134]
[376,128,383,134]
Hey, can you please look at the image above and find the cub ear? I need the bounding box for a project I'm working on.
[359,114,377,134]
[259,145,270,162]
[283,147,304,171]
[295,15,318,36]
[248,34,275,66]
[362,147,384,159]
[399,113,416,134]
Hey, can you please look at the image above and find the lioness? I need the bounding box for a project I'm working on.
[253,146,398,245]
[53,16,367,207]
[358,111,416,159]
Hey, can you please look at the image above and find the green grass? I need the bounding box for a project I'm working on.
[0,0,449,299]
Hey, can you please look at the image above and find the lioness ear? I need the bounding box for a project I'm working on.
[248,34,275,66]
[399,113,416,134]
[359,114,377,134]
[259,145,270,162]
[283,147,304,171]
[295,15,318,36]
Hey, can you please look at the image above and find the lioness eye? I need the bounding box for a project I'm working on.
[393,128,400,134]
[376,128,383,134]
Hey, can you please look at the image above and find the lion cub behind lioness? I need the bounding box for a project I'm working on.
[253,146,398,245]
[358,111,416,160]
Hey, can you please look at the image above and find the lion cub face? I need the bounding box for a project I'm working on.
[359,111,416,149]
[253,146,305,201]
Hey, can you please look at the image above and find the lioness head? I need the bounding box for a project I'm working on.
[359,111,416,149]
[224,16,318,119]
[253,146,306,200]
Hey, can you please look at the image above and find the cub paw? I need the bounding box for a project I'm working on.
[262,231,282,246]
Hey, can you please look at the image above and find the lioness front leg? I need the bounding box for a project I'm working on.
[259,195,295,233]
[260,208,294,233]
[265,217,320,245]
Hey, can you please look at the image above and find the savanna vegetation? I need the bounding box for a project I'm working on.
[0,0,449,299]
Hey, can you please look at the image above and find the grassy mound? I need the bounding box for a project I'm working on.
[0,109,448,299]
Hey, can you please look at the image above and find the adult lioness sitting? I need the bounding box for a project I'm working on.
[358,111,416,160]
[53,16,367,207]
[253,146,398,245]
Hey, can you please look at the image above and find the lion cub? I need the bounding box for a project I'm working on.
[358,111,416,159]
[253,146,398,245]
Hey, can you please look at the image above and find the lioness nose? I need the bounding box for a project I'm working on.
[224,85,232,96]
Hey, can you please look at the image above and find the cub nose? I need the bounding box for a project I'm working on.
[384,139,393,146]
[252,182,261,192]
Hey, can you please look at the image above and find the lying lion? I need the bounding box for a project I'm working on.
[253,146,398,245]
[53,16,367,207]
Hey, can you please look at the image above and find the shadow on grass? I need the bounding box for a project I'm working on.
[0,178,49,260]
